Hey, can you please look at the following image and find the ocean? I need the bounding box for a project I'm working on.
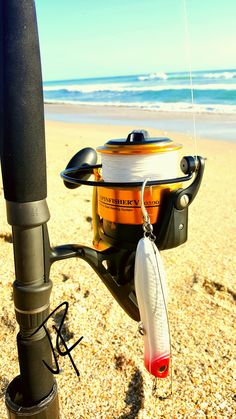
[44,69,236,142]
[44,69,236,114]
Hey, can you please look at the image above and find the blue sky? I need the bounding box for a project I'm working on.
[35,0,236,81]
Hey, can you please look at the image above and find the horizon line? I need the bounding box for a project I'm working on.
[43,67,236,84]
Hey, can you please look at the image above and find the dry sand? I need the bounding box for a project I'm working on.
[0,117,235,418]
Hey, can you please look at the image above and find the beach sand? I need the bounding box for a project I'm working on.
[45,103,236,142]
[0,112,235,418]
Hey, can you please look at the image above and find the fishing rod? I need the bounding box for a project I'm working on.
[0,1,205,417]
[1,1,59,417]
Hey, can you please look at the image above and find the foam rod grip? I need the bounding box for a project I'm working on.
[1,0,47,203]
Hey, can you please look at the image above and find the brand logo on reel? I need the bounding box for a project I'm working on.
[100,196,140,207]
[99,195,160,208]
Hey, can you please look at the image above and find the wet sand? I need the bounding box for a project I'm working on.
[45,103,236,142]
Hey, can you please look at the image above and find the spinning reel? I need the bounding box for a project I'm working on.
[60,130,205,322]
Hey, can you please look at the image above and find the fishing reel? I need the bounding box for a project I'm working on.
[59,130,204,322]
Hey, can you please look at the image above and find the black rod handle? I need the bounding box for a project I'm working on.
[1,0,47,203]
[0,1,3,157]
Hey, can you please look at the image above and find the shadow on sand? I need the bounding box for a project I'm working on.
[118,368,144,419]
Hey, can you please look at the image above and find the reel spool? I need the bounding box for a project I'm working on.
[60,129,205,321]
[96,130,182,249]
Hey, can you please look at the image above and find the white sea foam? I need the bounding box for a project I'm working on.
[138,72,168,81]
[44,99,236,114]
[43,82,236,93]
[204,71,236,79]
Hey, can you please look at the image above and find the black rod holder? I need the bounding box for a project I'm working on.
[0,1,59,417]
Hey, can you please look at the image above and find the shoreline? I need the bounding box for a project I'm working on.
[44,103,236,143]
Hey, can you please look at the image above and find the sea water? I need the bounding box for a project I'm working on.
[44,69,236,114]
[43,69,236,141]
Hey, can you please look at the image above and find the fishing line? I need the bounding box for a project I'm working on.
[183,0,198,159]
[101,151,179,182]
[151,240,173,408]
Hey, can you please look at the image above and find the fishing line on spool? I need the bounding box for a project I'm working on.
[100,151,179,183]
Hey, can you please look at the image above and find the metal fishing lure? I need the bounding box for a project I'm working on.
[134,181,171,378]
[135,237,170,378]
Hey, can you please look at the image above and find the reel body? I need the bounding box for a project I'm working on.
[60,130,205,321]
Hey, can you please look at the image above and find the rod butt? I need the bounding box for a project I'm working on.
[5,377,59,419]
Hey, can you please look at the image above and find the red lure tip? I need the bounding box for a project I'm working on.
[145,354,171,378]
